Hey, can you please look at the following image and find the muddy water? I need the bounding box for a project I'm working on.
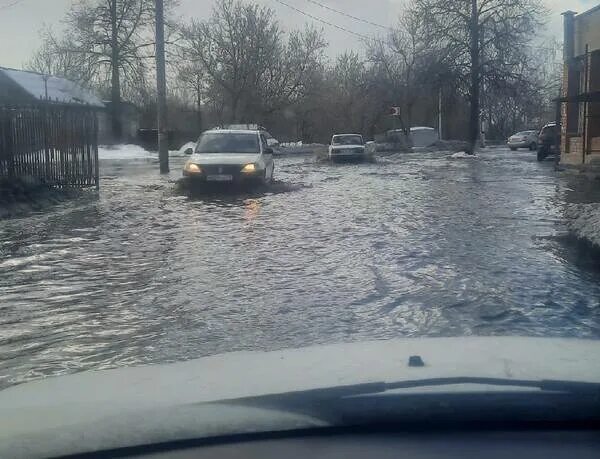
[1,148,600,388]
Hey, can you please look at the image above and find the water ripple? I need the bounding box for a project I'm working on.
[1,150,600,389]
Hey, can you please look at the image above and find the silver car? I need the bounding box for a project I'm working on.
[507,130,538,151]
[183,129,275,185]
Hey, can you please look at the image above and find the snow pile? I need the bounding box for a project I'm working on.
[178,141,196,155]
[281,141,303,147]
[564,203,600,249]
[98,144,155,160]
[282,143,326,155]
[449,151,478,159]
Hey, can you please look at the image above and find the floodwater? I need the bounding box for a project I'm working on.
[1,148,600,389]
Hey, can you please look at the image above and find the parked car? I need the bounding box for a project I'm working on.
[507,130,538,151]
[536,122,560,162]
[328,134,366,161]
[183,129,274,185]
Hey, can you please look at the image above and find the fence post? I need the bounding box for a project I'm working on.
[43,105,51,182]
[93,110,99,190]
[4,108,16,178]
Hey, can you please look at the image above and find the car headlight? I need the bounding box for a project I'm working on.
[241,163,257,173]
[184,162,201,173]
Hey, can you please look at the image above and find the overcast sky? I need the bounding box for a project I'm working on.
[0,0,597,70]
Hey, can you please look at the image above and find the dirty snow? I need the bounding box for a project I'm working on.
[178,141,196,155]
[565,203,600,249]
[98,144,155,160]
[98,144,186,160]
[449,151,478,159]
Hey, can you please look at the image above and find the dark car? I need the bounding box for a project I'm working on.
[537,122,560,161]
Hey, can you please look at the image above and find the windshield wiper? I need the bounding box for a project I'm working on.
[219,377,600,405]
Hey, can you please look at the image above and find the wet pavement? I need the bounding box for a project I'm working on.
[1,148,600,389]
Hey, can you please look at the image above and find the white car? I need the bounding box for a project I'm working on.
[507,130,538,151]
[225,123,281,155]
[183,129,275,185]
[328,133,366,161]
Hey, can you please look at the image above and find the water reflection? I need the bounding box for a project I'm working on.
[244,199,261,222]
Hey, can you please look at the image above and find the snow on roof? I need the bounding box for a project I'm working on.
[410,126,436,131]
[225,124,265,130]
[205,129,260,135]
[0,67,104,108]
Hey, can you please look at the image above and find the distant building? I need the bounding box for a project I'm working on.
[409,127,438,148]
[560,7,600,169]
[383,127,439,148]
[97,100,141,144]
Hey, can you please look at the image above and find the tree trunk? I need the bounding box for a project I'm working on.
[231,94,240,123]
[110,0,122,141]
[468,0,480,154]
[196,76,202,133]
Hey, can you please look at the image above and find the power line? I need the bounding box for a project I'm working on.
[305,0,392,30]
[272,0,375,42]
[0,0,25,11]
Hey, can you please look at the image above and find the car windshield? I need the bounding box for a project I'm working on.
[2,0,600,457]
[195,133,259,153]
[332,135,363,145]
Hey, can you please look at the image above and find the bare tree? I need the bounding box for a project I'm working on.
[177,0,326,124]
[367,9,431,134]
[28,0,160,140]
[414,0,545,152]
[28,28,97,86]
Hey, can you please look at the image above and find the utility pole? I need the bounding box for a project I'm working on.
[110,0,122,141]
[155,0,169,173]
[438,86,443,140]
[468,0,480,154]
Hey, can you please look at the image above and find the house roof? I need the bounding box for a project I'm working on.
[0,67,104,108]
[576,3,600,19]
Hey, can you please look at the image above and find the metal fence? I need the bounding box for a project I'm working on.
[0,105,99,189]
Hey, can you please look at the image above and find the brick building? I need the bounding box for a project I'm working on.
[560,6,600,169]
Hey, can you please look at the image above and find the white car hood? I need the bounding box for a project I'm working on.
[189,152,261,165]
[2,337,600,458]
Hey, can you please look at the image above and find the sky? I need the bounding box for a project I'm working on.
[0,0,597,70]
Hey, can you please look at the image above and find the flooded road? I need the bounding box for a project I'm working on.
[1,148,600,388]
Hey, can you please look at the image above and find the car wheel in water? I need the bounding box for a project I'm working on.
[263,167,272,186]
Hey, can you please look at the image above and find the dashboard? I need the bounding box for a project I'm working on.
[97,429,600,458]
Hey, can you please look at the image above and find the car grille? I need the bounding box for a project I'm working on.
[201,165,241,175]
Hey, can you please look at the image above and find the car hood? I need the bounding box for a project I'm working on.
[2,337,600,458]
[189,152,261,165]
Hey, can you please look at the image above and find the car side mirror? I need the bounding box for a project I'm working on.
[184,147,194,155]
[265,147,273,154]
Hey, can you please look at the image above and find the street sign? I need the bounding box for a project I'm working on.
[389,107,401,116]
